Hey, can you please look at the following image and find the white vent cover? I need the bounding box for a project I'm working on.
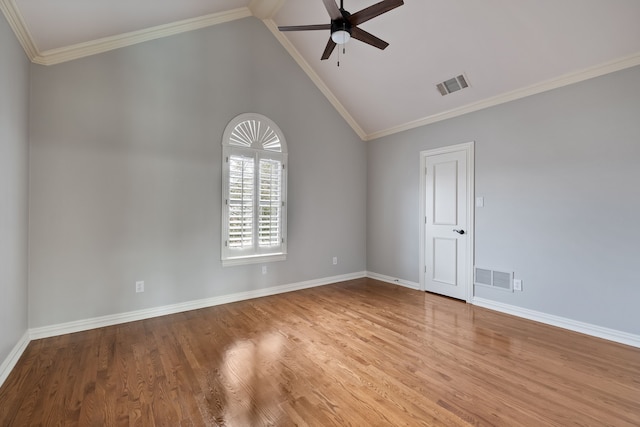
[475,268,492,286]
[474,267,513,292]
[492,271,512,290]
[437,74,469,96]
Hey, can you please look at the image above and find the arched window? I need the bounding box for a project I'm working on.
[221,113,288,266]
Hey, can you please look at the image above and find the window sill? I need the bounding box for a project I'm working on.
[222,253,287,267]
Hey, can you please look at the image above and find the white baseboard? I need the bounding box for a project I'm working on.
[364,273,640,348]
[3,272,366,388]
[366,271,421,290]
[0,330,30,389]
[8,272,637,392]
[472,297,640,349]
[29,271,366,340]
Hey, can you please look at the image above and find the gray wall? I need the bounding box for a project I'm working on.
[11,10,640,339]
[367,65,640,335]
[28,17,366,327]
[0,15,30,362]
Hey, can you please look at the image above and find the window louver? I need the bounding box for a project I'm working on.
[228,155,254,249]
[259,159,282,247]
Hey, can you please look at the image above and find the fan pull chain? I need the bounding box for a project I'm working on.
[337,45,346,67]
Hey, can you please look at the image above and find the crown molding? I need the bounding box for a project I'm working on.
[33,8,252,66]
[4,0,639,141]
[249,0,286,20]
[0,0,39,60]
[262,18,367,140]
[0,2,252,66]
[263,16,640,142]
[365,51,640,141]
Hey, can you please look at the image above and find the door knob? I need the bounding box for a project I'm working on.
[453,229,465,235]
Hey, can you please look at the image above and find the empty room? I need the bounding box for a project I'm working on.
[1,0,639,425]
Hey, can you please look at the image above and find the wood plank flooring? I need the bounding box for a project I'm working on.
[1,278,639,426]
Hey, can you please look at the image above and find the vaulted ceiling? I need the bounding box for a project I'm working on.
[3,0,640,140]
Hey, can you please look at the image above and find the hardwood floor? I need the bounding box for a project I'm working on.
[1,278,639,426]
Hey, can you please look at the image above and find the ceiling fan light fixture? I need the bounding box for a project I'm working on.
[331,29,351,44]
[278,0,404,60]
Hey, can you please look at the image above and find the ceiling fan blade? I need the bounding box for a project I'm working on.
[351,27,389,50]
[321,38,337,60]
[349,0,404,26]
[278,24,332,32]
[322,0,343,21]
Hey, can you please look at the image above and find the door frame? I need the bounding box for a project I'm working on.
[419,141,475,302]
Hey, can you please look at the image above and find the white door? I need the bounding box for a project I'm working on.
[421,143,473,301]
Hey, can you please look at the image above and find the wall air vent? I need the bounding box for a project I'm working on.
[474,267,513,292]
[436,74,470,96]
[474,268,492,286]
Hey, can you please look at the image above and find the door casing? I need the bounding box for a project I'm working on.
[419,142,475,302]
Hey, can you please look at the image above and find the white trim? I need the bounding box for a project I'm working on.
[0,331,30,389]
[4,0,640,138]
[249,0,286,20]
[472,297,640,349]
[365,52,640,141]
[29,271,366,340]
[4,274,638,391]
[222,253,286,267]
[0,0,39,60]
[221,113,288,264]
[366,271,420,290]
[365,274,640,348]
[261,18,367,140]
[5,6,252,65]
[419,142,475,302]
[4,1,639,140]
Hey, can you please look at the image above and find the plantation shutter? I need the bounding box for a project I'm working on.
[222,113,287,265]
[228,154,254,249]
[258,158,282,248]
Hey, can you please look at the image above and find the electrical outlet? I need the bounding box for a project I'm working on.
[135,281,144,293]
[262,265,267,275]
[332,257,338,265]
[513,279,522,291]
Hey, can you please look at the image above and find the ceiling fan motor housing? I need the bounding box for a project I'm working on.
[331,10,352,36]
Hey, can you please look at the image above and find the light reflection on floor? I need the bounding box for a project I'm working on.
[221,332,287,425]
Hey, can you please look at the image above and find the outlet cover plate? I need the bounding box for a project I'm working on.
[513,279,522,291]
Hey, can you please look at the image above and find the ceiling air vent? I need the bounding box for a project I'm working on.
[436,74,469,96]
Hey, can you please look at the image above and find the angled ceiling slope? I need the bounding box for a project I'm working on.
[2,0,640,141]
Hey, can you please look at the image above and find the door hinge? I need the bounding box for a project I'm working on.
[225,240,228,247]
